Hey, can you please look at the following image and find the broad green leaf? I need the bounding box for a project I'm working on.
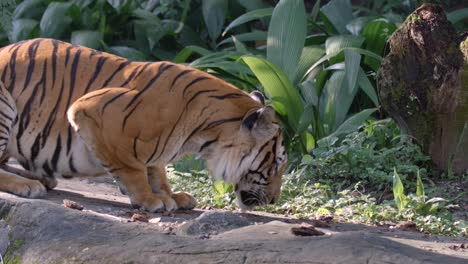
[306,132,315,151]
[320,0,353,34]
[416,170,425,199]
[173,45,212,63]
[325,35,364,60]
[293,46,325,85]
[267,0,307,82]
[238,0,270,11]
[320,108,377,142]
[297,104,315,133]
[447,8,468,25]
[9,19,38,42]
[202,0,228,41]
[322,70,359,131]
[305,46,381,78]
[71,30,102,49]
[108,46,146,61]
[13,0,44,20]
[242,56,304,129]
[361,19,396,71]
[310,0,321,21]
[300,79,319,106]
[344,50,361,93]
[39,2,72,38]
[346,16,374,35]
[357,68,379,107]
[222,8,273,36]
[218,31,267,47]
[231,35,248,53]
[393,168,408,211]
[70,0,94,9]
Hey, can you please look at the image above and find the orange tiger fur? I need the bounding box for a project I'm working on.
[0,38,287,211]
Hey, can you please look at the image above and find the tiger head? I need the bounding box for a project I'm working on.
[203,92,287,210]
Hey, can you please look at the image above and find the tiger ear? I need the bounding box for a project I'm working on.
[242,105,278,140]
[249,91,265,105]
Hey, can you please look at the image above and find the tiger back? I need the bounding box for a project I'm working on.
[0,38,287,212]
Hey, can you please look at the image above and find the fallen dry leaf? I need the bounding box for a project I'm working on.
[63,199,83,210]
[291,225,325,236]
[131,213,149,222]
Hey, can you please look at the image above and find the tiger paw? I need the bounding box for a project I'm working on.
[10,179,47,198]
[40,177,57,190]
[172,192,197,210]
[130,193,178,213]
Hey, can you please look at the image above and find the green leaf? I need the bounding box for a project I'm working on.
[39,2,72,38]
[293,46,325,85]
[173,45,212,63]
[357,68,379,107]
[71,30,102,49]
[325,35,364,59]
[9,19,38,42]
[361,19,396,71]
[267,0,307,82]
[393,168,408,211]
[320,0,353,34]
[231,35,248,53]
[346,16,375,35]
[242,55,304,129]
[416,170,425,199]
[324,108,377,140]
[13,0,44,20]
[238,0,270,11]
[108,46,146,61]
[202,0,228,41]
[344,50,361,93]
[222,8,273,36]
[300,79,319,107]
[218,31,267,47]
[297,104,315,133]
[447,8,468,25]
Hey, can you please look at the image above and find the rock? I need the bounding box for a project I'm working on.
[177,211,250,236]
[0,178,466,263]
[0,220,10,256]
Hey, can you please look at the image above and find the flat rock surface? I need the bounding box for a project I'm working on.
[0,176,467,264]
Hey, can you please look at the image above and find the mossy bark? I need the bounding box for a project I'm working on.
[377,4,468,175]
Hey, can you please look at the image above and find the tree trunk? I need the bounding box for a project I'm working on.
[377,4,468,175]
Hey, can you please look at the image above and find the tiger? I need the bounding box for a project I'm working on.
[0,38,287,212]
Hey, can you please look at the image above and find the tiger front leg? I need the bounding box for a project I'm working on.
[147,166,197,210]
[111,166,178,212]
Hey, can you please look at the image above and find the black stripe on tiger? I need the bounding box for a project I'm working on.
[7,44,20,93]
[81,89,112,102]
[169,69,193,92]
[41,81,65,148]
[123,63,174,111]
[19,39,42,96]
[208,93,245,100]
[51,39,59,89]
[199,136,219,152]
[119,64,142,87]
[203,116,244,130]
[146,136,161,164]
[84,56,108,94]
[102,60,132,87]
[51,135,62,171]
[122,100,142,131]
[64,49,83,114]
[182,76,210,97]
[0,110,13,122]
[100,89,133,113]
